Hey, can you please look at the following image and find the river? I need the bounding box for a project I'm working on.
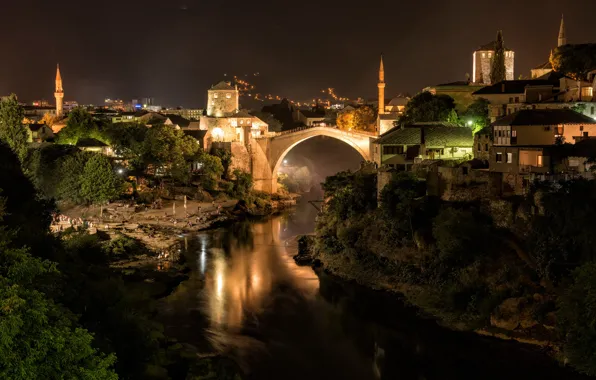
[159,193,587,380]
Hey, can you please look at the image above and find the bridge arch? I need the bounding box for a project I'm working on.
[251,126,375,193]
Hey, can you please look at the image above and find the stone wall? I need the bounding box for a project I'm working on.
[206,89,238,117]
[230,142,251,174]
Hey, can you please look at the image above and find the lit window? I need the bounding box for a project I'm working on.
[211,100,214,105]
[213,93,218,98]
[482,53,486,58]
[226,93,231,99]
[537,155,543,167]
[477,143,481,151]
[506,153,513,163]
[496,152,503,163]
[240,119,244,125]
[512,130,517,137]
[488,52,492,58]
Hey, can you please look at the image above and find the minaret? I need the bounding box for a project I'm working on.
[54,64,64,117]
[378,54,385,116]
[558,14,566,47]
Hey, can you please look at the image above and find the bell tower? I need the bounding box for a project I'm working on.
[54,64,64,117]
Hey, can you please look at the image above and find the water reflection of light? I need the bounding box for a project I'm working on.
[198,234,208,274]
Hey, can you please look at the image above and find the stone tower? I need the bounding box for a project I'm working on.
[378,54,385,116]
[558,14,566,47]
[54,64,64,117]
[206,81,239,117]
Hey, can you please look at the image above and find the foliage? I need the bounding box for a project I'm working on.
[0,94,28,162]
[231,169,253,199]
[397,92,456,125]
[557,262,596,376]
[142,124,199,182]
[57,107,102,145]
[197,150,224,191]
[0,192,117,379]
[337,106,376,132]
[213,148,233,179]
[490,30,506,84]
[527,180,596,281]
[25,144,79,199]
[103,122,147,170]
[323,170,377,221]
[551,43,596,81]
[80,153,123,204]
[463,98,490,133]
[278,173,299,193]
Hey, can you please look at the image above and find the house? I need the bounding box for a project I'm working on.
[374,122,474,170]
[76,138,113,156]
[473,72,595,122]
[474,126,492,162]
[295,108,326,126]
[163,114,191,129]
[489,109,596,194]
[27,123,54,143]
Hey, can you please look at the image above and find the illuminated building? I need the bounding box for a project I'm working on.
[472,39,515,85]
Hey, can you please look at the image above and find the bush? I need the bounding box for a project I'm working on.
[557,262,596,375]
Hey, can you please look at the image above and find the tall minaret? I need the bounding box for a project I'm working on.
[378,54,385,116]
[558,14,566,47]
[54,64,64,117]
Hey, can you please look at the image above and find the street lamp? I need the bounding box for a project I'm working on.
[283,160,288,165]
[117,168,124,174]
[467,120,473,126]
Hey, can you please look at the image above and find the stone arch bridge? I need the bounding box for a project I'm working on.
[250,126,377,193]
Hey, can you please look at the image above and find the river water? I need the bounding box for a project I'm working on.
[159,194,587,380]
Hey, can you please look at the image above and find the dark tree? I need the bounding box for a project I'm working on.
[397,92,456,125]
[490,30,506,84]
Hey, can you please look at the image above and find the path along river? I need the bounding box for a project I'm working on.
[158,193,587,380]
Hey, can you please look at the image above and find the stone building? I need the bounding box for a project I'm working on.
[54,64,64,117]
[473,41,514,84]
[206,81,239,117]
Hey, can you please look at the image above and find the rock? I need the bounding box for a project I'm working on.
[491,297,526,330]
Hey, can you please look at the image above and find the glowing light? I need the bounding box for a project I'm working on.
[212,127,224,141]
[117,168,124,174]
[467,120,473,126]
[283,159,288,165]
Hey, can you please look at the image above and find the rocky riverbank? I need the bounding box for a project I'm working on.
[292,234,562,354]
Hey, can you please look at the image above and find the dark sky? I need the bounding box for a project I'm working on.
[2,0,595,107]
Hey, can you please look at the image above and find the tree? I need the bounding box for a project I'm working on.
[80,154,123,204]
[55,152,88,204]
[551,44,596,82]
[142,124,199,181]
[57,107,100,145]
[557,262,596,376]
[0,94,28,162]
[231,169,253,199]
[196,150,224,190]
[398,92,457,125]
[379,172,424,242]
[39,113,58,128]
[337,106,376,132]
[490,30,506,84]
[463,98,490,133]
[0,199,117,379]
[212,148,232,179]
[103,122,147,170]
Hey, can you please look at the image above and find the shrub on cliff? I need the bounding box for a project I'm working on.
[558,262,596,375]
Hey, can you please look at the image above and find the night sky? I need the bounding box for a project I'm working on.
[2,0,596,107]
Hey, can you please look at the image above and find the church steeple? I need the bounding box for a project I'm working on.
[378,54,385,116]
[558,14,566,47]
[54,64,64,117]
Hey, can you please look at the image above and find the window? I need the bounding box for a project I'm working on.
[507,153,513,163]
[226,93,231,99]
[511,130,517,137]
[515,97,519,103]
[580,125,584,131]
[477,143,481,151]
[508,109,512,115]
[537,155,543,167]
[557,126,563,135]
[213,93,218,98]
[482,53,486,58]
[509,97,513,103]
[383,146,404,155]
[462,167,469,175]
[496,152,503,163]
[240,119,244,125]
[485,143,489,151]
[584,132,589,137]
[488,52,492,58]
[544,126,551,131]
[506,130,511,137]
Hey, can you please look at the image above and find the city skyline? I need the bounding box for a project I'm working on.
[2,0,596,106]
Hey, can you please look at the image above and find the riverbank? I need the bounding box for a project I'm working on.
[292,234,564,358]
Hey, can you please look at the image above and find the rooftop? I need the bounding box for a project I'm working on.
[473,79,557,95]
[163,114,191,128]
[492,109,596,126]
[376,122,473,147]
[475,41,513,52]
[210,81,235,91]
